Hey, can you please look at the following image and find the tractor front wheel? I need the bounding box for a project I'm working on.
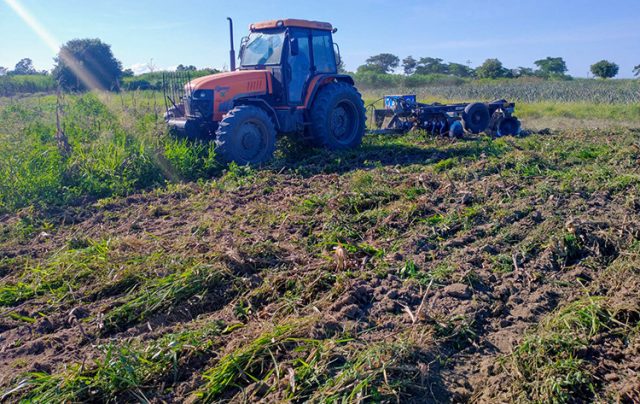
[215,105,276,165]
[309,82,366,150]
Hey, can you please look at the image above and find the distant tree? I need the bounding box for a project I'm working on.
[53,38,123,91]
[475,58,508,79]
[590,60,619,79]
[633,64,640,77]
[122,68,134,77]
[534,57,568,77]
[364,53,400,74]
[447,62,474,77]
[0,66,7,76]
[356,64,384,74]
[146,58,156,73]
[514,66,536,77]
[12,58,37,75]
[200,67,221,75]
[176,64,197,71]
[415,57,448,75]
[402,56,417,75]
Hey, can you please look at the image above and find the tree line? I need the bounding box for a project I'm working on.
[1,40,640,95]
[356,53,637,79]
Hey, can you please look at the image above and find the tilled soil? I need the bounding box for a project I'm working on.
[1,129,640,402]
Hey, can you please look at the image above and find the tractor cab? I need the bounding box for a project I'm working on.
[238,19,340,106]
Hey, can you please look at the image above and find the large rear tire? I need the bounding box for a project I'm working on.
[309,82,366,150]
[215,105,276,165]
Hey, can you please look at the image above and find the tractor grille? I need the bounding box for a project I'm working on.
[185,89,214,119]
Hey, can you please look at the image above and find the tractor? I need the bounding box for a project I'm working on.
[165,18,366,165]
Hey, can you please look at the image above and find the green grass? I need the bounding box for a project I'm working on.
[504,296,625,403]
[0,74,56,96]
[5,321,225,402]
[1,88,640,402]
[517,101,640,123]
[2,85,637,214]
[198,319,415,403]
[0,91,220,213]
[0,239,111,307]
[198,322,302,401]
[102,263,228,333]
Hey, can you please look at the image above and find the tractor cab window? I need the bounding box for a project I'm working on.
[240,31,285,67]
[311,30,336,73]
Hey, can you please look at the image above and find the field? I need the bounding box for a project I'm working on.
[1,86,640,403]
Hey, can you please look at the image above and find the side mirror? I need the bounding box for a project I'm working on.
[333,43,342,66]
[290,38,299,56]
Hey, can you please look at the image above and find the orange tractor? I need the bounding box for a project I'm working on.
[165,18,366,164]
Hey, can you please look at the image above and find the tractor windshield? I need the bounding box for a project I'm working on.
[240,31,285,67]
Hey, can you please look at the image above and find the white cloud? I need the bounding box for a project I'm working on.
[128,63,150,75]
[127,63,178,75]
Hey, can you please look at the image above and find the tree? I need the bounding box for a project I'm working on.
[364,53,400,74]
[534,57,568,77]
[447,62,473,78]
[356,64,383,74]
[475,58,508,79]
[0,66,7,76]
[590,60,619,79]
[402,56,417,75]
[53,38,123,91]
[146,58,156,73]
[176,64,197,71]
[514,66,536,77]
[415,57,448,75]
[13,58,37,75]
[122,68,134,77]
[633,64,640,77]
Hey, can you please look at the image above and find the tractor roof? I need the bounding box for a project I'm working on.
[250,19,333,32]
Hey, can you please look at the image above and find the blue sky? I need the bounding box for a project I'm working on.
[1,0,639,77]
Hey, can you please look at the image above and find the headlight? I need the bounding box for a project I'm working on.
[187,89,214,119]
[193,90,212,100]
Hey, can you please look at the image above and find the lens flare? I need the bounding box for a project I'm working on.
[4,0,107,91]
[4,0,182,182]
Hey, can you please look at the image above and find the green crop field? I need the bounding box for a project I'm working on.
[1,87,639,403]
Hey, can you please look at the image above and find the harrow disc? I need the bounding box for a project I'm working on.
[462,102,490,134]
[497,117,521,137]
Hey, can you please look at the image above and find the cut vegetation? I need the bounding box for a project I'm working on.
[1,90,639,402]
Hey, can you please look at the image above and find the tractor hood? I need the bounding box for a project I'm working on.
[186,70,270,94]
[185,70,271,120]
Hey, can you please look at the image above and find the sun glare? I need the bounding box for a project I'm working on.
[4,0,106,91]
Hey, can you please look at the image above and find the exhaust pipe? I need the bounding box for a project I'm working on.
[227,17,236,71]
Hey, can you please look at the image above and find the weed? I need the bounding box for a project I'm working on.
[0,239,111,306]
[102,263,227,332]
[5,321,225,402]
[198,322,301,401]
[504,296,619,403]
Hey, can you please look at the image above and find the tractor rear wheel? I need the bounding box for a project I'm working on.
[215,105,276,165]
[309,82,366,150]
